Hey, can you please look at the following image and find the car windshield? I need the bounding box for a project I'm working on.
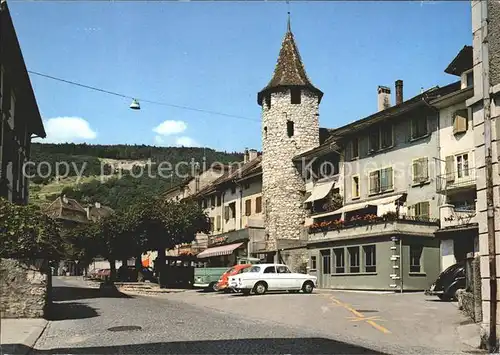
[247,266,261,273]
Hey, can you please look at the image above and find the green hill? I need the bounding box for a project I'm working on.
[29,143,243,211]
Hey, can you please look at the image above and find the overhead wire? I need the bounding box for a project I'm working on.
[27,70,260,123]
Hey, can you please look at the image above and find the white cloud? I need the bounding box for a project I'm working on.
[175,136,199,147]
[34,117,97,143]
[154,135,166,146]
[153,120,187,136]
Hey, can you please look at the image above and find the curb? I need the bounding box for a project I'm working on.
[0,319,48,355]
[316,288,394,295]
[25,320,48,355]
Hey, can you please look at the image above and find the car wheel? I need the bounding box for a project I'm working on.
[438,294,451,301]
[302,281,314,294]
[253,282,267,295]
[207,282,217,292]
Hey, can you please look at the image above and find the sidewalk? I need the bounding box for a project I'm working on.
[0,319,48,355]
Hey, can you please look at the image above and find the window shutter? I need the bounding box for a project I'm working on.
[369,171,379,193]
[224,206,230,220]
[420,202,430,218]
[210,217,215,232]
[445,156,455,182]
[256,196,262,213]
[421,157,429,181]
[245,199,252,216]
[413,160,420,184]
[453,110,468,134]
[216,216,221,230]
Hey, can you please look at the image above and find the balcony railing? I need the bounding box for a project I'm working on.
[308,212,439,235]
[440,204,477,229]
[437,167,476,193]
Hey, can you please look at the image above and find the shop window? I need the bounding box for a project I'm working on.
[333,248,345,273]
[363,245,376,272]
[410,245,423,273]
[348,247,360,273]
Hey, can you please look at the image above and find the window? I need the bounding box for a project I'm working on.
[410,245,423,273]
[457,153,470,179]
[231,186,236,194]
[202,199,207,209]
[245,199,251,216]
[380,125,393,149]
[216,195,221,207]
[210,195,216,207]
[321,249,331,275]
[277,266,291,273]
[210,217,215,232]
[229,202,236,218]
[412,157,429,184]
[310,256,317,270]
[244,183,250,189]
[351,137,359,159]
[255,196,262,213]
[334,248,345,273]
[369,124,393,152]
[411,116,428,140]
[8,91,15,130]
[453,110,468,134]
[369,167,393,194]
[348,247,360,273]
[352,175,360,199]
[216,216,221,231]
[412,201,430,219]
[363,245,376,273]
[291,88,301,104]
[264,126,268,138]
[224,205,230,220]
[264,266,276,274]
[287,120,294,137]
[265,95,271,109]
[466,70,473,88]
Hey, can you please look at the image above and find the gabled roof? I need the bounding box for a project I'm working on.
[257,18,323,105]
[44,195,89,224]
[445,45,473,77]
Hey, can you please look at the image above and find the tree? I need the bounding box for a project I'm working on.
[0,198,63,262]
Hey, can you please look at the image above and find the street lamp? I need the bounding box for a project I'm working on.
[129,98,141,110]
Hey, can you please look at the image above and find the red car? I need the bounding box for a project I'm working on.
[215,264,252,292]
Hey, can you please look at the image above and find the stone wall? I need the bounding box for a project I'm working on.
[261,89,320,251]
[458,290,478,322]
[279,248,308,273]
[0,258,48,318]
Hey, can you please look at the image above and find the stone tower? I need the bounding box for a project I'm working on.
[258,17,323,255]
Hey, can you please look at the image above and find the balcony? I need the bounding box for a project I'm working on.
[439,204,477,229]
[437,167,476,193]
[308,213,439,243]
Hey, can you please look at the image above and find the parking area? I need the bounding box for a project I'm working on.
[162,288,480,354]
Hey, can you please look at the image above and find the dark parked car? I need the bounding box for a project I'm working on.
[425,261,466,301]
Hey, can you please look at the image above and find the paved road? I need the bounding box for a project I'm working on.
[33,277,479,354]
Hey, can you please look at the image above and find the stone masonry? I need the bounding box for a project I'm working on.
[0,258,48,318]
[261,89,319,251]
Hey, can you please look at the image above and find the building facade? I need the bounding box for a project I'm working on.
[0,1,46,205]
[433,45,478,271]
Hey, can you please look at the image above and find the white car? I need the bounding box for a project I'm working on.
[228,263,317,296]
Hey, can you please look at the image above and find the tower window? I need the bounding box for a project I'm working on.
[287,120,294,137]
[264,126,267,138]
[265,95,271,109]
[291,88,301,104]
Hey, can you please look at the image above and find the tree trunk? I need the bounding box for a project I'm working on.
[109,258,116,282]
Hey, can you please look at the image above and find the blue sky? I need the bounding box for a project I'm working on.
[10,1,471,152]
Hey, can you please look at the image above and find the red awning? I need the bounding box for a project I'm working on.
[196,242,244,259]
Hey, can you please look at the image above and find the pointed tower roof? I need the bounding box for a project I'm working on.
[258,16,323,105]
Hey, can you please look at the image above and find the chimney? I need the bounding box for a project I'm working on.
[243,148,249,164]
[377,86,391,112]
[395,80,403,105]
[248,149,258,161]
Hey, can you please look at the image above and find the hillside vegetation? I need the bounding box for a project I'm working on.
[29,143,243,211]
